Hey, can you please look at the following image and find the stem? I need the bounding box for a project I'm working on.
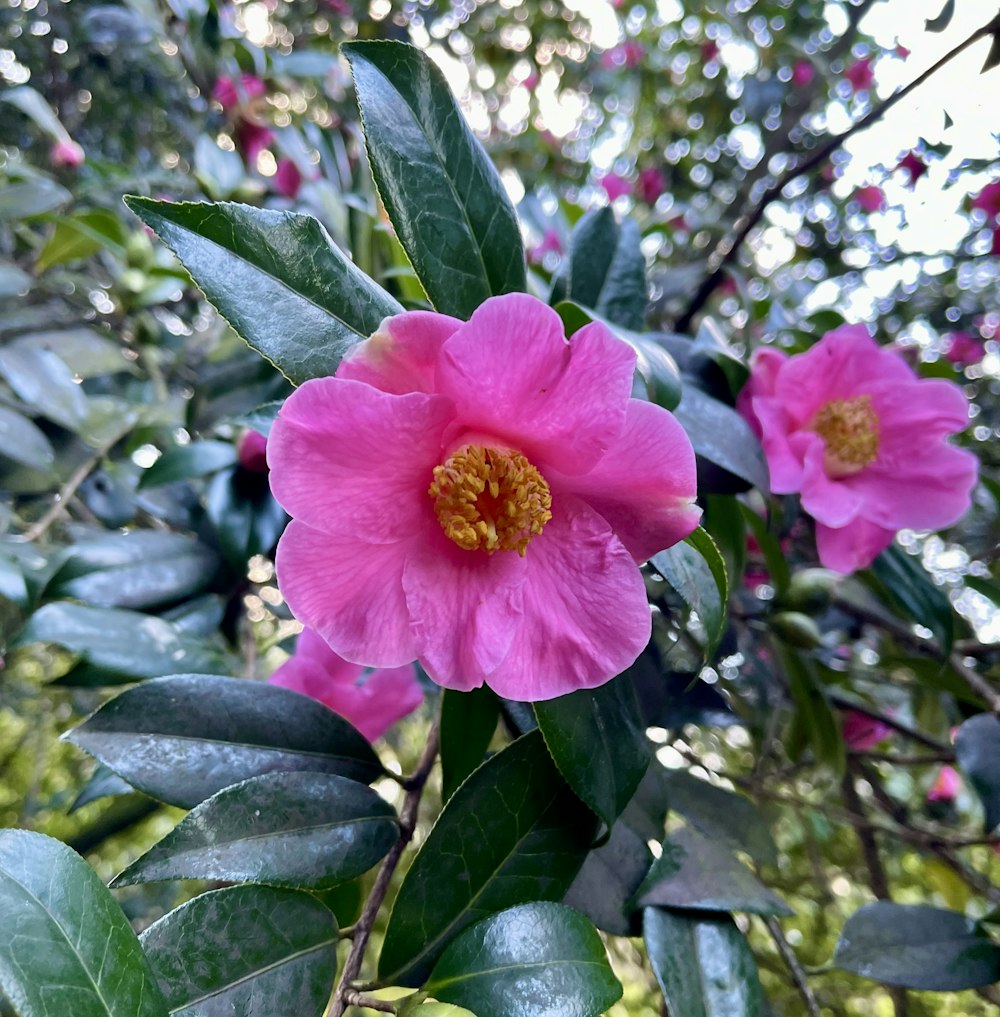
[674,10,1000,332]
[328,714,441,1017]
[764,916,823,1017]
[343,992,397,1014]
[826,691,950,752]
[20,444,111,543]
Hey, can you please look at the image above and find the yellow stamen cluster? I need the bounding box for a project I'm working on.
[429,445,552,556]
[811,395,880,477]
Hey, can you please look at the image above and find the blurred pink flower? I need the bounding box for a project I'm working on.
[841,709,893,750]
[844,56,875,92]
[853,185,886,213]
[971,180,1000,219]
[601,41,645,70]
[600,172,632,201]
[528,227,563,265]
[273,159,304,199]
[895,43,911,60]
[238,430,269,473]
[268,293,700,701]
[739,325,977,572]
[791,60,815,87]
[323,0,353,16]
[896,150,927,186]
[235,120,274,163]
[702,40,719,62]
[50,139,85,169]
[270,628,422,741]
[927,765,961,803]
[943,331,983,366]
[637,167,667,205]
[522,72,540,90]
[213,73,266,112]
[992,229,1000,256]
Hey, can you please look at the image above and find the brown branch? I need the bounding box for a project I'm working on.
[344,992,398,1014]
[328,714,441,1017]
[674,10,1000,333]
[764,916,823,1017]
[19,445,111,543]
[826,691,950,752]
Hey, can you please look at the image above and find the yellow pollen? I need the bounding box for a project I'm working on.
[428,445,552,556]
[811,395,880,478]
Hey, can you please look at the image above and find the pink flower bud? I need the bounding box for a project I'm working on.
[927,765,961,803]
[238,430,269,473]
[599,172,631,202]
[273,159,304,199]
[844,56,875,93]
[791,60,815,87]
[637,167,666,205]
[213,73,266,112]
[50,139,85,169]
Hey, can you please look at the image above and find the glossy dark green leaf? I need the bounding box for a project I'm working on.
[379,730,597,986]
[425,903,622,1017]
[137,440,238,488]
[69,763,135,813]
[672,384,769,492]
[635,825,791,915]
[643,907,767,1017]
[205,466,287,567]
[140,884,338,1016]
[440,686,500,802]
[124,198,402,384]
[955,714,1000,832]
[535,677,650,827]
[65,673,382,808]
[0,406,55,472]
[871,545,953,654]
[0,829,168,1017]
[10,328,133,378]
[47,531,220,610]
[775,640,845,776]
[0,345,88,430]
[0,262,31,298]
[16,602,234,685]
[834,902,1000,991]
[739,504,790,594]
[663,770,777,866]
[343,41,526,318]
[113,772,397,890]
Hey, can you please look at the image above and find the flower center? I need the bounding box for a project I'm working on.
[429,445,552,556]
[811,395,880,477]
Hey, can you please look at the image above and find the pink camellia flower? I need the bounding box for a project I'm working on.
[896,150,927,186]
[943,331,983,366]
[739,325,977,573]
[50,138,85,169]
[637,167,667,205]
[238,429,269,473]
[270,628,422,741]
[235,120,274,164]
[853,185,886,213]
[844,56,875,93]
[527,227,563,265]
[927,765,961,803]
[268,293,701,701]
[213,73,266,112]
[791,60,815,87]
[972,180,1000,220]
[600,172,632,202]
[273,159,304,199]
[841,709,893,751]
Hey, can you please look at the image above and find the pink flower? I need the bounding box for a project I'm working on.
[50,139,85,169]
[853,185,886,213]
[791,60,815,87]
[600,172,632,202]
[927,765,961,803]
[601,41,645,70]
[213,73,266,112]
[235,120,274,164]
[739,325,977,573]
[273,159,304,199]
[269,628,422,741]
[992,228,1000,256]
[943,331,983,366]
[527,227,563,265]
[268,293,701,701]
[895,43,910,60]
[238,430,269,473]
[844,56,875,93]
[637,167,666,205]
[702,40,719,63]
[522,72,540,91]
[896,150,927,186]
[841,709,893,750]
[971,180,1000,220]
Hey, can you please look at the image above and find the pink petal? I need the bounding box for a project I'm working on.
[337,310,464,395]
[403,515,526,691]
[550,399,701,563]
[799,438,864,527]
[739,346,789,439]
[753,397,804,492]
[483,496,651,701]
[815,517,895,573]
[268,377,453,542]
[437,294,635,475]
[275,520,418,667]
[871,378,970,447]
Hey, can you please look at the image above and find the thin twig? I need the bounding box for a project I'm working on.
[764,916,823,1017]
[343,992,398,1015]
[328,713,441,1017]
[20,445,110,543]
[826,691,950,752]
[674,10,1000,332]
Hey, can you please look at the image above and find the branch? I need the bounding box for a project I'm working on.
[674,10,1000,332]
[328,713,441,1017]
[344,992,398,1014]
[19,444,111,543]
[764,916,823,1017]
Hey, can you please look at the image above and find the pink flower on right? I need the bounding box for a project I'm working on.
[739,325,978,573]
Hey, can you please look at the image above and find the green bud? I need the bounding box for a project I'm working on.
[784,567,839,614]
[771,611,824,649]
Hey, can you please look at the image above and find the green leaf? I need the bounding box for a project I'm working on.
[47,531,220,610]
[0,406,55,472]
[672,384,769,492]
[535,678,650,828]
[65,673,382,808]
[9,328,133,378]
[775,640,845,776]
[36,210,126,272]
[551,208,647,330]
[137,440,238,488]
[140,885,338,1016]
[1,86,68,141]
[112,772,397,890]
[643,907,767,1017]
[205,466,287,567]
[0,829,168,1017]
[834,902,1000,991]
[0,345,88,430]
[440,686,500,802]
[955,714,1000,832]
[343,41,526,318]
[425,903,622,1017]
[871,545,954,654]
[925,0,955,31]
[739,504,790,594]
[982,31,1000,73]
[16,603,234,685]
[379,730,597,986]
[0,179,71,220]
[651,528,728,659]
[0,262,31,298]
[635,825,791,915]
[69,763,134,813]
[124,198,402,384]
